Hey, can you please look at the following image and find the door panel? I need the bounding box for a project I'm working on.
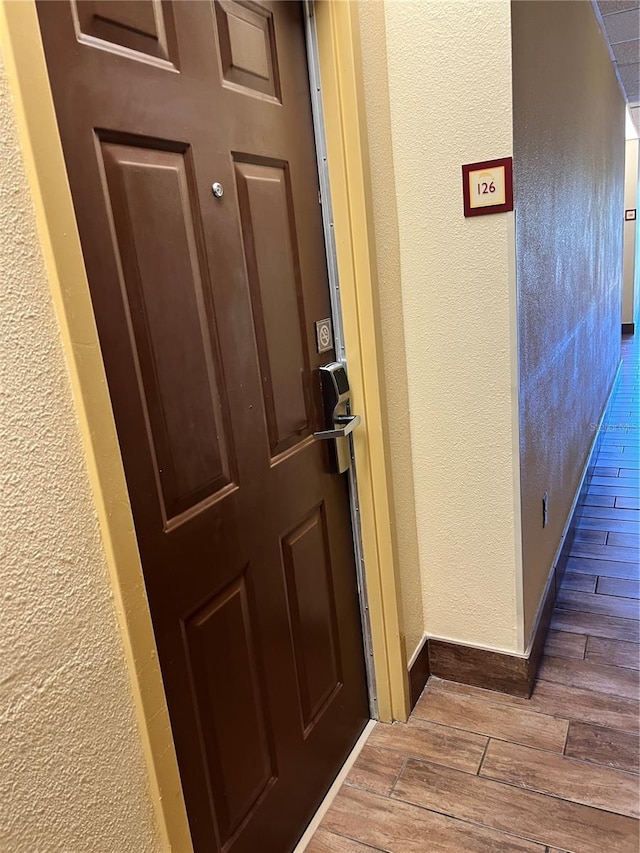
[215,0,280,99]
[234,157,311,458]
[99,139,235,520]
[37,2,369,851]
[72,0,180,68]
[183,572,277,846]
[282,505,342,734]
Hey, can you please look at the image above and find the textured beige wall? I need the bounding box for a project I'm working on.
[0,52,162,853]
[622,137,639,326]
[356,1,424,662]
[512,0,625,642]
[366,0,523,654]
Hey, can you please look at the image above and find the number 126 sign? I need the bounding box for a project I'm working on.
[462,157,513,217]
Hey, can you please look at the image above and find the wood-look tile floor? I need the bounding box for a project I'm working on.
[307,334,639,853]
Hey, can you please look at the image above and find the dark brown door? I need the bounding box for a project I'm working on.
[36,2,369,850]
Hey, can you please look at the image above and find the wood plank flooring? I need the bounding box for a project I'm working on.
[306,335,639,853]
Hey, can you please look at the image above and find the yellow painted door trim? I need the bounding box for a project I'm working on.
[0,0,407,847]
[313,1,409,723]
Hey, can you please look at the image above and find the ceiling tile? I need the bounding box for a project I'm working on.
[630,105,640,133]
[602,7,640,43]
[612,38,640,64]
[617,62,640,102]
[597,0,639,14]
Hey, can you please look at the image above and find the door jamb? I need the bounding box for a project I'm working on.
[311,1,409,724]
[0,1,408,849]
[303,0,378,719]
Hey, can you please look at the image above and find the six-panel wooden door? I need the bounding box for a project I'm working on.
[36,2,369,850]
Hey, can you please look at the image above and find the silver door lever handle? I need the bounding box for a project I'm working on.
[314,414,361,440]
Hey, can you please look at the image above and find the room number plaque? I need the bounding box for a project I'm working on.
[462,157,513,217]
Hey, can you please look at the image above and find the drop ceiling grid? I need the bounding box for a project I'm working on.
[595,0,639,130]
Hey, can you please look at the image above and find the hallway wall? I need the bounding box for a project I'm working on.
[358,0,523,657]
[0,53,161,853]
[512,0,626,642]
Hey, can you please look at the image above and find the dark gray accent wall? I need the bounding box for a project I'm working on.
[512,0,626,642]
